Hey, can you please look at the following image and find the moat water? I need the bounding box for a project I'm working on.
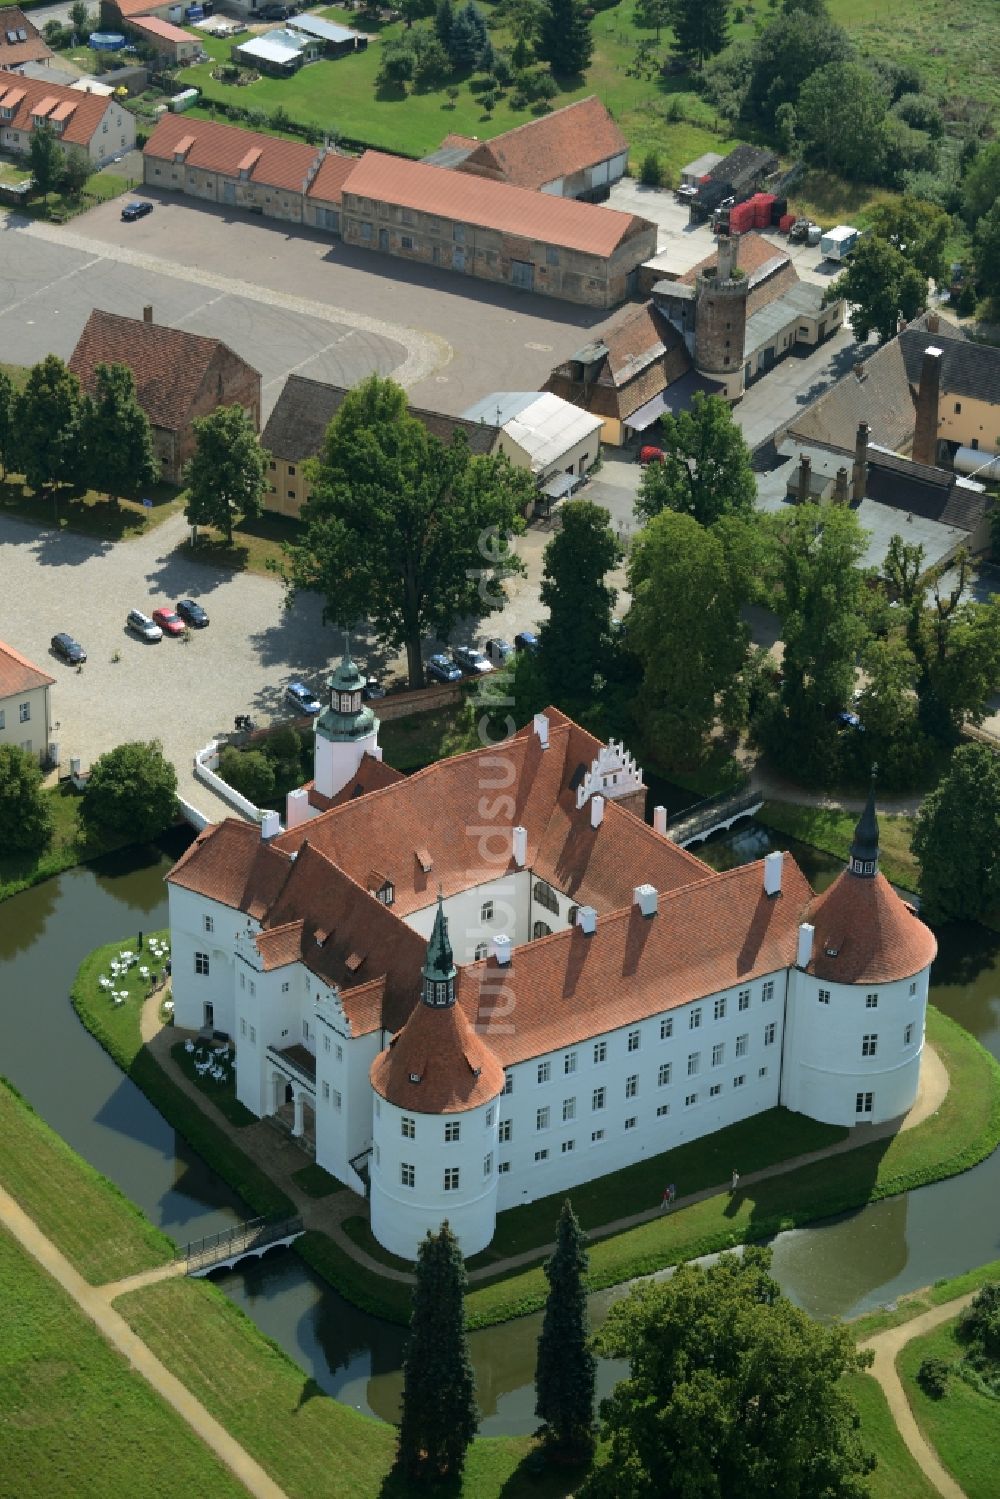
[0,821,998,1434]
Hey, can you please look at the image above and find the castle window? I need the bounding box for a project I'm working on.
[955,402,961,414]
[909,982,917,996]
[818,989,830,1005]
[687,1052,700,1076]
[736,1034,749,1058]
[568,904,579,925]
[624,1116,637,1130]
[689,1008,702,1030]
[733,1074,745,1088]
[591,1129,605,1142]
[534,1148,549,1161]
[536,1106,550,1130]
[764,1023,776,1046]
[445,1121,460,1142]
[324,1035,331,1054]
[855,1092,873,1115]
[904,1023,915,1045]
[660,1017,673,1040]
[401,1162,415,1187]
[481,900,494,922]
[444,1167,460,1191]
[203,914,214,933]
[194,951,209,975]
[710,1083,722,1097]
[759,1066,767,1078]
[562,1097,576,1121]
[475,942,488,960]
[499,1160,511,1173]
[533,920,552,939]
[738,989,750,1010]
[714,997,726,1021]
[712,1043,724,1067]
[866,993,879,1008]
[537,1060,551,1084]
[401,1116,415,1138]
[658,1063,672,1086]
[762,981,774,1003]
[685,1092,698,1107]
[592,1087,606,1111]
[561,1138,575,1152]
[499,1119,512,1142]
[504,1071,513,1094]
[484,1153,493,1175]
[656,1103,670,1117]
[249,1026,255,1044]
[336,1044,343,1063]
[241,1019,247,1036]
[594,1041,607,1064]
[486,1106,494,1126]
[322,1082,329,1100]
[862,1034,878,1057]
[627,1029,641,1051]
[625,1074,638,1098]
[564,1050,577,1074]
[533,879,559,914]
[282,981,290,993]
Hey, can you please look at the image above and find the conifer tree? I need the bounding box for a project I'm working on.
[536,0,593,76]
[434,0,455,48]
[667,0,729,67]
[538,499,620,708]
[397,1222,479,1481]
[535,1200,595,1462]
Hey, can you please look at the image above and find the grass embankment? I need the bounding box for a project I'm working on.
[71,935,294,1221]
[0,1079,172,1284]
[844,1372,940,1499]
[0,1230,247,1499]
[758,801,920,893]
[898,1320,999,1499]
[462,1008,1000,1328]
[0,782,136,904]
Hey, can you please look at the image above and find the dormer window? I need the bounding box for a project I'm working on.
[376,880,394,907]
[408,1072,421,1084]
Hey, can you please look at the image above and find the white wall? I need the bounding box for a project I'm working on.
[313,722,381,800]
[404,868,587,962]
[781,966,930,1126]
[0,682,49,762]
[167,882,252,1035]
[313,999,380,1192]
[370,1091,501,1260]
[495,971,787,1211]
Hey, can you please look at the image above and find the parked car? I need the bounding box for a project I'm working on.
[362,677,386,701]
[638,445,665,464]
[50,632,86,665]
[286,681,322,715]
[485,637,513,666]
[151,607,186,637]
[427,653,463,683]
[121,200,154,222]
[514,631,539,653]
[452,644,492,675]
[836,709,863,731]
[176,598,209,628]
[126,608,162,642]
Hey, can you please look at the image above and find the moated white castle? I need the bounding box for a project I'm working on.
[167,649,937,1259]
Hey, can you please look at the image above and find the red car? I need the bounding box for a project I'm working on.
[639,445,665,464]
[151,607,186,637]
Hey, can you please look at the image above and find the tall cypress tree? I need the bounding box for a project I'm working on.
[535,1200,596,1462]
[398,1221,479,1481]
[536,0,594,76]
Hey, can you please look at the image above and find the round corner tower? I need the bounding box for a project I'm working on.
[694,233,749,389]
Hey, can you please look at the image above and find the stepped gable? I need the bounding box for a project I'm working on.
[370,989,505,1114]
[274,713,707,915]
[258,841,425,1030]
[803,873,936,985]
[457,857,814,1066]
[166,821,293,914]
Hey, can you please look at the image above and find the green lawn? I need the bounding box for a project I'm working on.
[844,1372,940,1499]
[186,507,303,577]
[758,802,920,894]
[897,1320,1000,1499]
[0,1079,173,1285]
[850,1255,1000,1342]
[171,1039,256,1128]
[115,1275,576,1499]
[0,360,29,390]
[0,472,184,543]
[0,156,31,185]
[0,1230,247,1499]
[291,1161,346,1197]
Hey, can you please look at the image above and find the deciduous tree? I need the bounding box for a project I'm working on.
[797,61,888,180]
[635,392,756,527]
[627,509,748,766]
[633,0,670,43]
[538,500,620,708]
[218,747,276,806]
[962,140,1000,228]
[80,740,177,845]
[0,744,53,853]
[14,354,82,496]
[743,7,851,125]
[826,236,927,344]
[667,0,729,68]
[184,404,267,544]
[581,1247,875,1499]
[28,123,63,203]
[868,195,950,284]
[536,0,593,76]
[59,152,92,201]
[913,743,1000,922]
[535,1199,595,1463]
[0,369,15,479]
[397,1222,478,1481]
[286,375,530,689]
[973,200,1000,313]
[80,362,158,511]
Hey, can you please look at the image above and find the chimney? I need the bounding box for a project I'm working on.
[852,421,869,503]
[577,905,597,935]
[717,232,738,282]
[912,346,943,467]
[260,810,281,840]
[512,825,527,868]
[833,466,849,505]
[796,922,815,969]
[853,361,866,381]
[590,793,605,829]
[533,712,549,749]
[633,883,658,917]
[927,312,940,334]
[653,804,667,836]
[143,305,153,323]
[493,934,511,966]
[796,454,812,505]
[763,850,784,896]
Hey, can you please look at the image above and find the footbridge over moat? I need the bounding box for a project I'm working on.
[662,788,764,848]
[177,1215,305,1277]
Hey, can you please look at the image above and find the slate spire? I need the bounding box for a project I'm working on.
[849,773,880,878]
[422,894,456,1007]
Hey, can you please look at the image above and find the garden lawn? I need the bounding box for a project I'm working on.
[171,1040,256,1127]
[72,934,294,1220]
[291,1162,345,1197]
[115,1276,577,1499]
[897,1320,1000,1499]
[0,471,183,543]
[0,1078,173,1284]
[186,507,302,577]
[758,802,920,893]
[0,1230,246,1499]
[843,1372,939,1499]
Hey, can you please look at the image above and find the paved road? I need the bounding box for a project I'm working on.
[0,1180,289,1499]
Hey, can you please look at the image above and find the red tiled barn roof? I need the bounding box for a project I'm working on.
[143,111,320,194]
[456,96,628,191]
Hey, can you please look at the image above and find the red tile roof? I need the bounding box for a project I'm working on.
[0,72,111,148]
[680,231,789,287]
[804,870,937,985]
[0,639,54,698]
[342,150,652,257]
[114,0,171,18]
[371,996,505,1114]
[127,14,196,43]
[167,821,294,914]
[0,6,51,67]
[68,308,257,434]
[304,752,404,813]
[457,96,628,191]
[143,111,320,195]
[457,858,815,1066]
[306,149,360,206]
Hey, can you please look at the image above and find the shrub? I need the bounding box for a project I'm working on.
[0,745,53,854]
[639,150,663,187]
[262,726,302,765]
[892,92,944,140]
[217,747,275,806]
[80,741,177,845]
[917,1357,950,1399]
[957,1281,1000,1363]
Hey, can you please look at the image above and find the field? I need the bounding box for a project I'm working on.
[844,1373,939,1499]
[0,1230,246,1499]
[0,1080,173,1284]
[897,1319,999,1499]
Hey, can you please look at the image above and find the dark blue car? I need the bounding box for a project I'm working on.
[427,653,463,683]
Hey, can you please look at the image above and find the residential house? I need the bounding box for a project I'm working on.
[68,307,261,484]
[123,14,201,63]
[460,391,603,502]
[0,7,52,70]
[103,0,177,25]
[261,374,501,519]
[426,95,629,202]
[0,640,53,764]
[0,72,134,166]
